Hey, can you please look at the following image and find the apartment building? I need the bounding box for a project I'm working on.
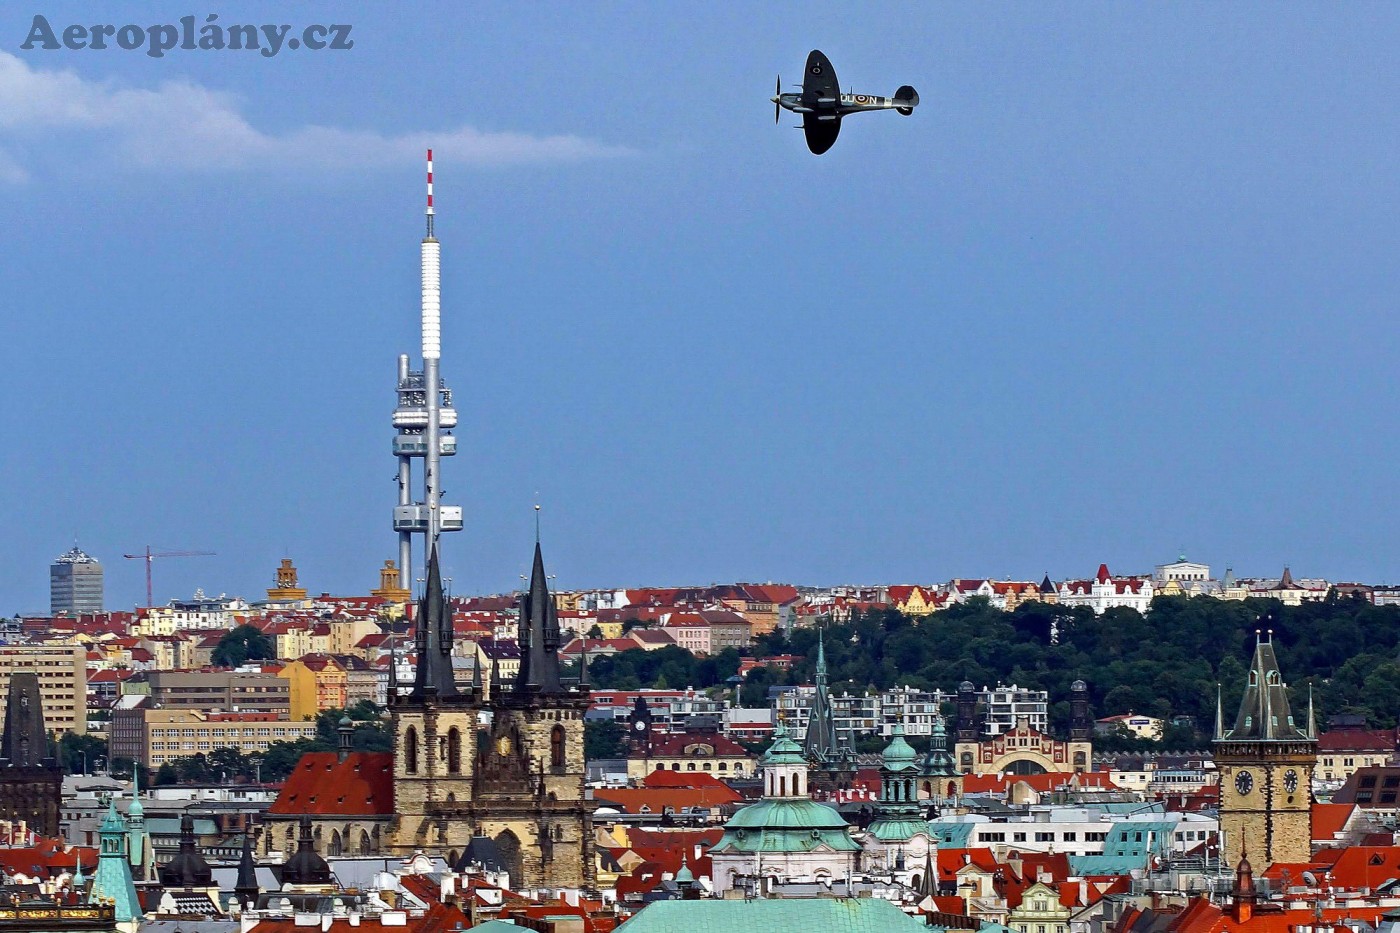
[147,670,291,715]
[0,645,87,734]
[109,707,317,767]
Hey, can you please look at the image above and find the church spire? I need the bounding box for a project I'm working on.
[1307,683,1318,739]
[1223,630,1309,742]
[410,543,457,699]
[803,632,838,764]
[235,831,260,908]
[1214,683,1224,741]
[516,541,563,695]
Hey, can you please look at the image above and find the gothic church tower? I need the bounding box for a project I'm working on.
[471,541,595,888]
[391,546,481,852]
[1214,631,1317,869]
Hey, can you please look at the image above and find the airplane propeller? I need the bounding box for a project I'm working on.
[775,75,781,124]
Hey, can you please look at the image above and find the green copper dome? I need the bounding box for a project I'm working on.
[866,816,931,843]
[881,723,919,772]
[762,721,807,767]
[713,799,862,854]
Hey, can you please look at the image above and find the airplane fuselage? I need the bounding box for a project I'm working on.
[774,91,908,118]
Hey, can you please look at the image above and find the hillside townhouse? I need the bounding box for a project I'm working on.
[660,614,711,655]
[1057,564,1153,614]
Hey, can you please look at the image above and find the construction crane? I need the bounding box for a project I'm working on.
[123,546,215,607]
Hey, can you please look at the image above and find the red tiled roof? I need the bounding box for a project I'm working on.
[268,752,394,816]
[642,769,733,790]
[593,785,740,814]
[644,732,750,757]
[1319,728,1397,753]
[1312,802,1358,841]
[249,905,468,933]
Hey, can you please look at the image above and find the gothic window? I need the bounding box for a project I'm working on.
[448,727,462,774]
[329,830,343,856]
[359,830,371,855]
[550,725,565,769]
[405,726,419,774]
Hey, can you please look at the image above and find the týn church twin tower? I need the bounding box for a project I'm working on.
[386,153,593,887]
[390,541,594,887]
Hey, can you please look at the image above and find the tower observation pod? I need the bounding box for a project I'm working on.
[392,150,463,588]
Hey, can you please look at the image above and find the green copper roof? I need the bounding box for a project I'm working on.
[865,816,930,842]
[927,820,975,848]
[762,722,807,767]
[714,799,862,853]
[89,799,142,924]
[617,893,931,933]
[881,724,919,772]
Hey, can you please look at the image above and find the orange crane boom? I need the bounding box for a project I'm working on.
[122,546,215,607]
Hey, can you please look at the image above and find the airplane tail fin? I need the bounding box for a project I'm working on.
[894,85,919,115]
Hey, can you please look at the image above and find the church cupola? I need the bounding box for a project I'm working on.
[281,815,332,887]
[762,722,808,798]
[1232,848,1256,922]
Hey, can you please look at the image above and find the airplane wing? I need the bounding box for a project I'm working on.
[802,114,840,155]
[802,50,840,107]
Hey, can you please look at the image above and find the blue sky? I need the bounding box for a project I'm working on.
[1,3,1397,610]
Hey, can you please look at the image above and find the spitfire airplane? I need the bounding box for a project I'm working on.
[773,49,919,155]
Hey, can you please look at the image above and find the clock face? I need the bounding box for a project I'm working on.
[1284,769,1299,794]
[1235,770,1254,795]
[495,735,512,756]
[633,720,647,732]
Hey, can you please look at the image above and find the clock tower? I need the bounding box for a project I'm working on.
[1214,630,1317,870]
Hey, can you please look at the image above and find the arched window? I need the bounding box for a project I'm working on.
[328,830,343,856]
[359,830,371,855]
[404,726,419,774]
[447,727,462,774]
[779,774,787,796]
[551,725,565,769]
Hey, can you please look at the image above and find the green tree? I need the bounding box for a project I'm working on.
[584,720,626,759]
[154,762,178,786]
[212,624,276,667]
[59,732,108,774]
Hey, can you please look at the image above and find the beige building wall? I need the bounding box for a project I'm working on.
[125,709,318,767]
[0,645,87,735]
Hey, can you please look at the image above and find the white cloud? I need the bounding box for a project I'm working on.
[0,52,633,179]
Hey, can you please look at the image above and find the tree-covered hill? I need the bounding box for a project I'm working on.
[586,594,1400,735]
